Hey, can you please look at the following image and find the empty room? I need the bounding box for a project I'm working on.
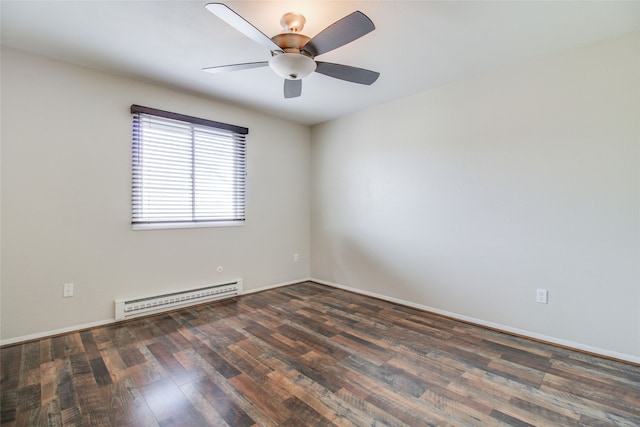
[1,1,639,426]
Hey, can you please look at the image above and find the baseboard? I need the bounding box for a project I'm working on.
[0,277,311,347]
[310,278,640,365]
[242,277,313,295]
[0,319,115,347]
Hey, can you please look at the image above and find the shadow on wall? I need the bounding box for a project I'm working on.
[324,233,441,306]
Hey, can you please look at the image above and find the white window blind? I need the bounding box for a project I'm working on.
[131,105,247,227]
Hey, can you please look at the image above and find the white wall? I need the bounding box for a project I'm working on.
[1,48,311,341]
[311,33,640,360]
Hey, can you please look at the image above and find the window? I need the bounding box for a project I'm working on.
[131,105,247,229]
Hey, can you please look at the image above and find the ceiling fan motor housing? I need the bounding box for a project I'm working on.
[271,32,311,53]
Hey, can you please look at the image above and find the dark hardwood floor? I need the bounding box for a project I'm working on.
[2,282,639,426]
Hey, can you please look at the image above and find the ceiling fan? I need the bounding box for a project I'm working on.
[204,3,380,98]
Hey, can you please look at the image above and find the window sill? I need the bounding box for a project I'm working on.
[132,221,244,231]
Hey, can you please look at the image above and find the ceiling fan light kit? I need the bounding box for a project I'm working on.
[204,2,380,98]
[269,53,317,80]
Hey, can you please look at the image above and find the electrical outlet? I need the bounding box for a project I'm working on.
[536,288,548,304]
[63,283,74,297]
[293,253,299,262]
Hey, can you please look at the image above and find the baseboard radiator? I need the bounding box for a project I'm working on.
[114,280,243,321]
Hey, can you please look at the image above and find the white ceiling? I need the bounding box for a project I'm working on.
[2,1,639,125]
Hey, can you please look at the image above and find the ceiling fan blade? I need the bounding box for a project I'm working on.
[302,11,375,57]
[284,79,302,98]
[315,62,380,85]
[205,3,284,53]
[203,61,269,74]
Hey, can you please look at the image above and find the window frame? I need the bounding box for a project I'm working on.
[130,105,248,230]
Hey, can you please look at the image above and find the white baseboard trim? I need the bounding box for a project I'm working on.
[310,278,640,365]
[0,278,312,347]
[0,319,115,347]
[242,277,313,295]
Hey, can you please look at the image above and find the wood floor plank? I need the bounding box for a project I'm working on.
[103,377,159,427]
[1,281,639,426]
[146,341,197,386]
[1,345,22,389]
[385,353,461,389]
[279,324,348,360]
[418,383,499,426]
[365,390,457,427]
[55,361,77,412]
[50,336,66,361]
[187,376,256,427]
[542,372,640,419]
[126,351,168,388]
[139,378,208,427]
[14,398,61,427]
[180,380,231,427]
[90,357,113,387]
[99,345,129,384]
[76,384,112,426]
[80,330,101,360]
[283,395,337,427]
[266,369,367,427]
[333,387,409,427]
[38,339,54,366]
[243,322,306,359]
[508,396,581,426]
[40,359,64,406]
[63,333,84,357]
[17,342,40,389]
[552,354,640,386]
[228,373,291,424]
[191,340,242,380]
